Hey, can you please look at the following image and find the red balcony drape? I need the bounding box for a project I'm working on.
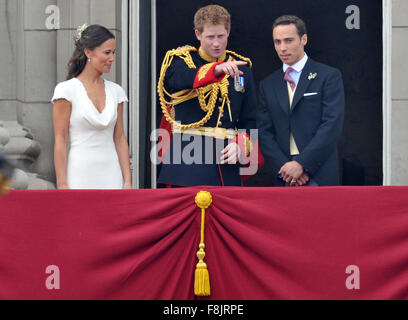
[0,186,408,299]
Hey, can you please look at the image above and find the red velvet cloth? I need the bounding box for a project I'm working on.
[0,186,408,299]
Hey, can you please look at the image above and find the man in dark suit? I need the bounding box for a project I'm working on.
[257,15,345,186]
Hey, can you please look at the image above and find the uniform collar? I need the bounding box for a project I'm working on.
[198,47,227,63]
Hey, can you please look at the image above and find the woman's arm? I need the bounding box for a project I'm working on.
[53,99,72,189]
[114,103,132,189]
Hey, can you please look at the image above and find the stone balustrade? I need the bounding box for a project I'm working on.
[0,121,55,190]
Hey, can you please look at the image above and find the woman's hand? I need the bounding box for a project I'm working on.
[123,181,132,189]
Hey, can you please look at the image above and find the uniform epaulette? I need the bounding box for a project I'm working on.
[165,45,198,69]
[168,45,197,57]
[226,50,252,68]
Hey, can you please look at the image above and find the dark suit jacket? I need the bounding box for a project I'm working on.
[257,58,345,186]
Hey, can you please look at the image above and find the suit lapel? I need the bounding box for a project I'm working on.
[291,59,313,112]
[274,70,290,115]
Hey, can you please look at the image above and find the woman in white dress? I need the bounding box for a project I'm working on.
[52,24,131,189]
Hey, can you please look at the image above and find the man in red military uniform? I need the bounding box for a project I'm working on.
[157,4,257,187]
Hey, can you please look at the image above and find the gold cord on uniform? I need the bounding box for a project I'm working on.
[157,46,252,131]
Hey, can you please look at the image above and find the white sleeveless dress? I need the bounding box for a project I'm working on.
[51,78,128,189]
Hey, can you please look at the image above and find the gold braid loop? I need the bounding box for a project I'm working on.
[197,84,219,113]
[216,77,232,127]
[157,46,222,130]
[157,46,197,106]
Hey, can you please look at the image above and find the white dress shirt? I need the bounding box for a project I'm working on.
[283,53,309,86]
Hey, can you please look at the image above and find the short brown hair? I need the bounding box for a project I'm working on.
[273,15,307,38]
[194,5,231,33]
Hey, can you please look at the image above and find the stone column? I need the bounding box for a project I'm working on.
[0,0,18,121]
[391,0,408,185]
[16,0,57,184]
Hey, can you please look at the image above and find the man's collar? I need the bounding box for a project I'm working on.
[198,47,227,63]
[283,53,308,73]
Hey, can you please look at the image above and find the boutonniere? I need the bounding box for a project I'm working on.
[308,72,317,80]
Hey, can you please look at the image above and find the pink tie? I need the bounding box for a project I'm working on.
[284,67,296,91]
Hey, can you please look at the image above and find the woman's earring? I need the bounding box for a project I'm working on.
[88,57,91,62]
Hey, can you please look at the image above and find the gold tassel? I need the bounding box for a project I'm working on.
[194,191,212,296]
[0,172,11,196]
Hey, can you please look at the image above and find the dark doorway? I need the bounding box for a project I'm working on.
[156,0,383,186]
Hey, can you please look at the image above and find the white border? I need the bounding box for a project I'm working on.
[121,0,129,138]
[151,0,157,188]
[383,0,392,185]
[129,0,140,188]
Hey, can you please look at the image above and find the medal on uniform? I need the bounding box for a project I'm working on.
[234,75,245,92]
